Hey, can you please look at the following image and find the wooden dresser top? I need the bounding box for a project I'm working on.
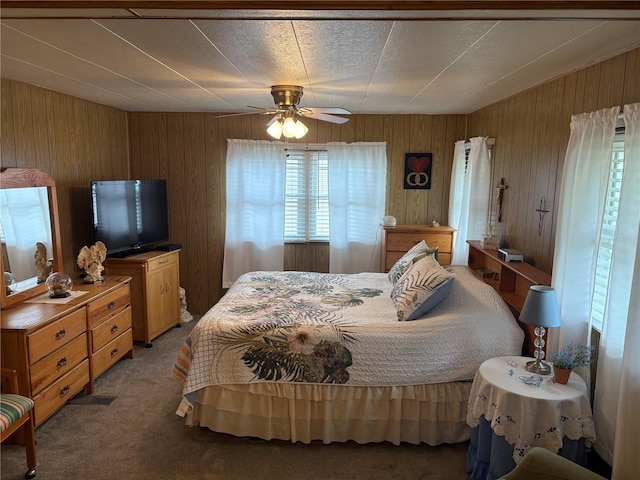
[1,275,131,332]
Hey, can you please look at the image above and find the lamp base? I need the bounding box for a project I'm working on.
[526,359,552,375]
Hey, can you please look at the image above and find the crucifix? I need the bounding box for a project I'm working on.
[496,178,508,222]
[536,197,549,236]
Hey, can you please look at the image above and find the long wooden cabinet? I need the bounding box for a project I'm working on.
[0,276,133,426]
[466,240,552,357]
[105,250,180,347]
[381,224,456,272]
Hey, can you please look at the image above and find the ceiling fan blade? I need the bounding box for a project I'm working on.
[215,111,261,119]
[247,105,281,111]
[307,107,351,115]
[301,111,350,124]
[216,107,280,119]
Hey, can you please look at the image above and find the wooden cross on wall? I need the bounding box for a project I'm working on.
[496,178,508,222]
[536,197,549,236]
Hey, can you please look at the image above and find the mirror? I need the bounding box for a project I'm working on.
[0,168,63,309]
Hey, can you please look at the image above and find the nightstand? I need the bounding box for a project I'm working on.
[466,356,596,480]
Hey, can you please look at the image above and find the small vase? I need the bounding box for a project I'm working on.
[553,366,572,384]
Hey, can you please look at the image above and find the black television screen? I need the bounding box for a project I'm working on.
[91,179,169,257]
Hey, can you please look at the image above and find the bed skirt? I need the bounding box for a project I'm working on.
[179,381,473,445]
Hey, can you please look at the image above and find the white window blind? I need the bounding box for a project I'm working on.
[284,149,329,242]
[590,133,625,332]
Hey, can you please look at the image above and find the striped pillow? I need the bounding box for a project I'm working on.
[391,253,455,321]
[0,394,34,432]
[387,240,439,285]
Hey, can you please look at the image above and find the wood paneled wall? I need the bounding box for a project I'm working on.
[1,79,130,276]
[128,113,466,314]
[3,47,638,316]
[467,47,640,273]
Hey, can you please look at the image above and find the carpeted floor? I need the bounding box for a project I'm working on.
[1,319,470,480]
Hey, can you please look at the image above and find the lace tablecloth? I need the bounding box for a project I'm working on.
[466,356,596,464]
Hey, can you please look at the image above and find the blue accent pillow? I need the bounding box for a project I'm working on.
[390,253,455,321]
[387,241,439,285]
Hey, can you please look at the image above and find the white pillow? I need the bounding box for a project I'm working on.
[387,240,439,285]
[391,253,455,321]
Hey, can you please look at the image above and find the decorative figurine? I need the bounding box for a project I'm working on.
[34,242,51,284]
[77,241,107,283]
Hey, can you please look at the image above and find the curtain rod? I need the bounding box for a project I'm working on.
[464,137,495,150]
[284,143,328,152]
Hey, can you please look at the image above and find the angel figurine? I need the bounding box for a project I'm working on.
[34,242,51,284]
[77,241,107,283]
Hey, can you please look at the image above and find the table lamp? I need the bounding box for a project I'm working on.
[519,285,561,375]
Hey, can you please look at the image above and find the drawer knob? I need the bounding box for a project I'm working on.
[57,357,67,368]
[60,385,70,397]
[55,329,66,340]
[158,258,169,265]
[110,325,119,334]
[110,348,119,358]
[107,301,116,310]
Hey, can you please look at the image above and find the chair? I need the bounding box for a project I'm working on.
[1,368,37,479]
[500,447,604,480]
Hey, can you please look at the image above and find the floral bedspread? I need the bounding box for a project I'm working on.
[173,267,523,402]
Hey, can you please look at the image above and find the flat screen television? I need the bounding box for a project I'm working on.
[91,179,169,257]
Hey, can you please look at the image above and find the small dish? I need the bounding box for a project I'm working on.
[519,375,543,387]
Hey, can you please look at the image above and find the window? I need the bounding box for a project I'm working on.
[590,132,625,332]
[284,149,329,242]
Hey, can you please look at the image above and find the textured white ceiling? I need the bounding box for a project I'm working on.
[1,6,639,115]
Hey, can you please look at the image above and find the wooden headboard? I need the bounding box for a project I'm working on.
[466,240,552,357]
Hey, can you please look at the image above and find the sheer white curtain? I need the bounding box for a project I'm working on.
[550,104,640,477]
[549,107,618,356]
[448,137,491,265]
[327,142,387,273]
[594,103,640,478]
[222,139,286,288]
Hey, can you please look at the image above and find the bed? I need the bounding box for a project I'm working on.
[173,259,524,446]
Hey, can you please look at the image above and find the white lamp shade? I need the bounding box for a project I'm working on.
[519,285,562,328]
[282,117,297,138]
[266,120,283,139]
[294,120,308,139]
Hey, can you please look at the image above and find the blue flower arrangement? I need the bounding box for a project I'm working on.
[552,342,594,370]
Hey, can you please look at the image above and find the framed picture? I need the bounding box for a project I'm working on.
[404,153,432,189]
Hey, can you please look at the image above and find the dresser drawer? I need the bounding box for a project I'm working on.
[91,328,133,379]
[30,333,88,395]
[386,232,453,253]
[384,250,453,269]
[86,283,130,328]
[33,359,90,426]
[28,308,87,364]
[147,253,177,272]
[91,306,132,352]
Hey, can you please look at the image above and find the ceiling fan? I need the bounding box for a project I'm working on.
[218,85,351,139]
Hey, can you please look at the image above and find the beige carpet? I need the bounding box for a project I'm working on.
[1,320,470,480]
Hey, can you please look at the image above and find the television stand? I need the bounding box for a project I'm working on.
[104,249,181,346]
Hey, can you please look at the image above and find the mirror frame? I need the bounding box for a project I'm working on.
[1,168,64,309]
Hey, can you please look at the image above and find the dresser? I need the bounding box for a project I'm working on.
[0,276,133,426]
[381,224,455,272]
[105,250,180,347]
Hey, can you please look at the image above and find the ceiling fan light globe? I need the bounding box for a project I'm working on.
[267,121,283,139]
[294,120,308,139]
[282,117,297,138]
